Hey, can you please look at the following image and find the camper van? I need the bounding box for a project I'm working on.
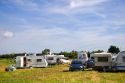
[77,51,88,63]
[91,53,112,71]
[16,53,48,68]
[112,51,125,71]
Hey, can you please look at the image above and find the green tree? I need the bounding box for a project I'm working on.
[70,50,77,59]
[59,51,77,59]
[59,51,70,57]
[42,49,50,55]
[108,45,120,54]
[0,53,26,59]
[91,50,104,53]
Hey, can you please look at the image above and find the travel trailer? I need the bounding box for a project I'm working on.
[91,51,125,71]
[45,54,65,65]
[111,51,125,71]
[16,53,48,68]
[90,53,112,71]
[77,51,88,63]
[44,52,70,65]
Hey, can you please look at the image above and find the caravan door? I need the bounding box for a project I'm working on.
[16,56,24,68]
[23,57,27,67]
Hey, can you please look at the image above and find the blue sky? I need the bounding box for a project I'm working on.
[0,0,125,54]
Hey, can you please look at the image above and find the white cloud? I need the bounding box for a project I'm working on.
[70,0,107,9]
[109,20,125,26]
[5,0,108,18]
[93,12,107,18]
[7,0,39,11]
[0,0,125,54]
[47,0,108,18]
[2,31,14,38]
[1,26,125,54]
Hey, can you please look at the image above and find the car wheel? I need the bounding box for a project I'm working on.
[69,69,72,71]
[82,67,84,71]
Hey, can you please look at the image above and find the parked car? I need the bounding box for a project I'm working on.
[85,59,94,68]
[60,59,70,64]
[69,60,85,71]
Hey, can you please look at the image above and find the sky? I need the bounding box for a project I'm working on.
[0,0,125,54]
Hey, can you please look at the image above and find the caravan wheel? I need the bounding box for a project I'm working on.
[112,67,117,72]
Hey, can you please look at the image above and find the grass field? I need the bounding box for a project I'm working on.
[0,58,125,83]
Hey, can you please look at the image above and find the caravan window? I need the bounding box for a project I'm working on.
[37,59,42,62]
[36,53,42,56]
[28,59,32,62]
[91,57,94,60]
[47,57,54,60]
[98,57,108,62]
[122,57,125,62]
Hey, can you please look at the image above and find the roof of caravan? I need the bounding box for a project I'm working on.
[119,51,125,54]
[94,53,111,54]
[91,53,112,57]
[118,51,125,55]
[46,55,64,57]
[15,53,26,56]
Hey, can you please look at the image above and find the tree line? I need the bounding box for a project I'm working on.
[0,45,120,59]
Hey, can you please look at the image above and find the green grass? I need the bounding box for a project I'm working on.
[0,58,125,83]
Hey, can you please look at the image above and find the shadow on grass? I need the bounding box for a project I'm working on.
[97,70,125,73]
[63,70,70,72]
[63,69,93,72]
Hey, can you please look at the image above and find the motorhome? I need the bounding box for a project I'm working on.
[16,53,48,68]
[90,53,112,71]
[77,51,88,63]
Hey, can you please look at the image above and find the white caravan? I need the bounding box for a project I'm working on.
[77,51,88,63]
[91,51,125,71]
[112,51,125,71]
[90,53,112,71]
[46,54,65,65]
[16,53,48,68]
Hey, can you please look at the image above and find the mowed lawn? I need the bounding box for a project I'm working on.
[0,59,125,83]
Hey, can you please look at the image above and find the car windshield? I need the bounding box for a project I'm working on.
[72,61,82,64]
